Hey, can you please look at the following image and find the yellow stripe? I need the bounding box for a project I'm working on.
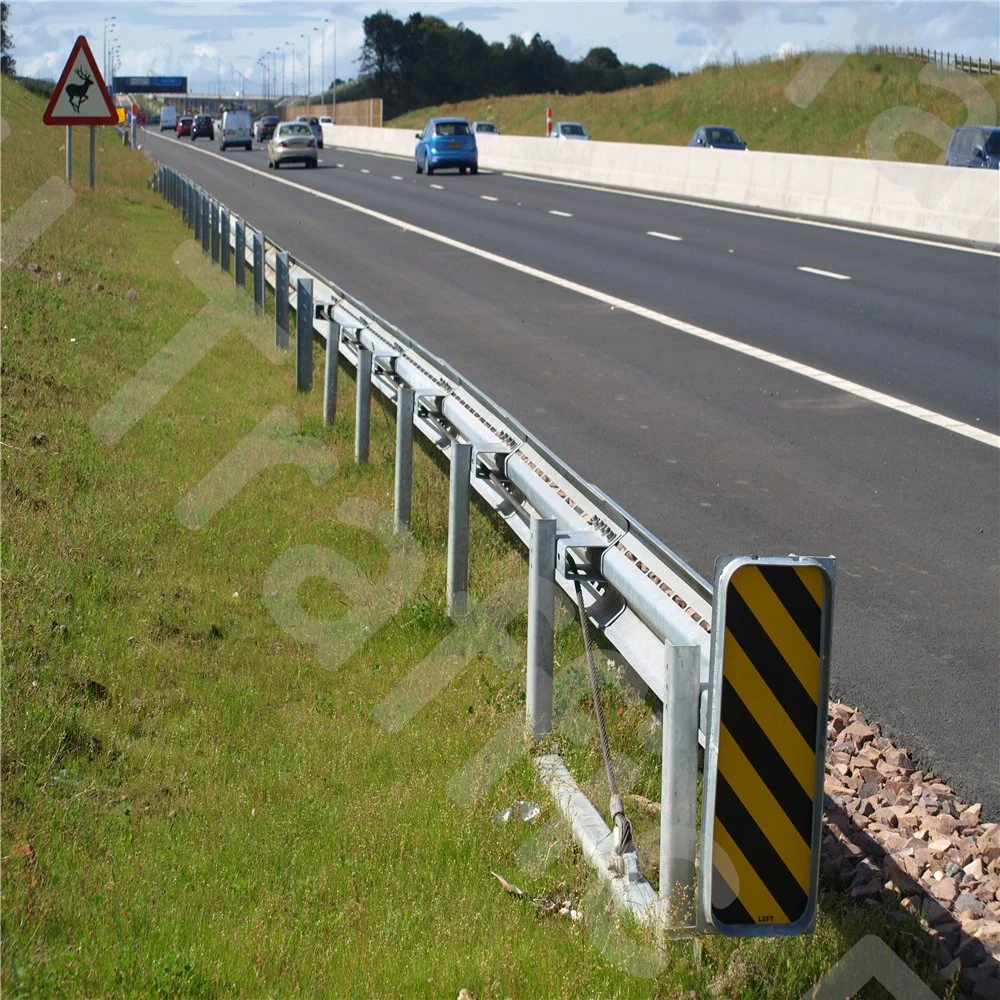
[713,820,789,925]
[718,724,812,893]
[798,564,825,607]
[732,565,820,700]
[724,634,816,795]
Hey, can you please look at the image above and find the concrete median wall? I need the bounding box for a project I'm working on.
[324,125,1000,246]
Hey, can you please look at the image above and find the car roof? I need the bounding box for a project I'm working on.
[429,116,469,124]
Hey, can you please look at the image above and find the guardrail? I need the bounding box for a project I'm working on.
[149,163,833,935]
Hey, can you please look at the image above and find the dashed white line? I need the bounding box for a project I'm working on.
[480,195,499,202]
[647,231,683,242]
[360,168,371,174]
[549,210,573,218]
[430,183,444,190]
[141,130,1000,450]
[797,266,851,281]
[391,175,403,181]
[336,163,345,168]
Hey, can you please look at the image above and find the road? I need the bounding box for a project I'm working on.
[144,129,1000,816]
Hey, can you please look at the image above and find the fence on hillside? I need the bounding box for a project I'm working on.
[866,44,998,75]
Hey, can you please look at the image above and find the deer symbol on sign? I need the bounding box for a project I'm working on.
[66,67,93,113]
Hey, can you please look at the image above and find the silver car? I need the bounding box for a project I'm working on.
[267,122,318,169]
[550,121,589,140]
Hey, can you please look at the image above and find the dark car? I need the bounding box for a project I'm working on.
[945,125,1000,169]
[257,115,280,142]
[176,116,193,137]
[191,115,214,141]
[689,125,748,150]
[415,117,478,175]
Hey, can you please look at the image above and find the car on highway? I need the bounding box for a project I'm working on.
[160,106,177,131]
[415,117,478,175]
[176,115,193,137]
[191,115,215,141]
[471,121,499,135]
[550,121,589,140]
[945,125,1000,168]
[319,115,333,125]
[252,115,279,143]
[219,108,253,151]
[147,113,160,127]
[267,121,318,169]
[688,125,748,150]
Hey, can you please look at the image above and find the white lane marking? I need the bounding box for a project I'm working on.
[360,168,370,174]
[430,183,444,190]
[392,175,403,181]
[502,171,999,258]
[549,210,573,218]
[336,163,345,168]
[647,231,683,242]
[798,265,851,280]
[143,131,1000,450]
[480,195,499,202]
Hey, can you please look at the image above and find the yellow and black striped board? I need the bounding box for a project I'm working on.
[700,555,834,936]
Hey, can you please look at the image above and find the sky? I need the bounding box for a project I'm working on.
[7,1,999,96]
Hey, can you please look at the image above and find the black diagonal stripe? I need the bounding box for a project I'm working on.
[758,565,822,657]
[711,883,755,927]
[726,584,816,745]
[721,677,814,845]
[716,775,808,924]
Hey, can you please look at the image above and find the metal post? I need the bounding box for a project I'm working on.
[89,126,96,189]
[130,114,137,149]
[210,201,219,262]
[323,318,339,426]
[394,387,415,533]
[296,277,313,391]
[235,219,246,287]
[660,642,700,926]
[66,126,72,183]
[447,442,472,619]
[220,208,230,272]
[201,194,210,254]
[526,515,557,737]
[183,180,190,227]
[355,347,372,464]
[275,252,290,348]
[253,231,264,313]
[193,188,201,241]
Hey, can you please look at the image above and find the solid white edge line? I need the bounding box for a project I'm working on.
[797,266,851,280]
[648,231,683,242]
[145,131,1000,451]
[549,210,573,217]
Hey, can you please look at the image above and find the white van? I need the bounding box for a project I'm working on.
[160,106,177,131]
[219,109,253,151]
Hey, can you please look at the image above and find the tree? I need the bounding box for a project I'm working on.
[1,3,15,77]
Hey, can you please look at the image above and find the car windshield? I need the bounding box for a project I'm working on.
[561,124,585,135]
[279,124,311,136]
[986,131,1000,156]
[434,121,470,136]
[707,128,742,144]
[196,117,211,125]
[476,123,497,133]
[263,117,279,125]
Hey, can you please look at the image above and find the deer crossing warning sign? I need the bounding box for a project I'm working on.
[43,36,118,126]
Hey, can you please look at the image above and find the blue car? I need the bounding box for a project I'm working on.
[415,117,478,175]
[689,125,748,150]
[945,125,1000,169]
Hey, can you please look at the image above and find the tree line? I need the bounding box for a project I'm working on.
[342,11,671,118]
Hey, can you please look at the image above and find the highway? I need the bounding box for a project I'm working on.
[144,129,1000,816]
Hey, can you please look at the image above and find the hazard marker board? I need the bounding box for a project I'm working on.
[43,36,118,126]
[700,555,834,936]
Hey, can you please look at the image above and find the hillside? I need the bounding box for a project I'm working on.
[388,51,1000,163]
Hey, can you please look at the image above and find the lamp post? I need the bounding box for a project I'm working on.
[317,22,327,115]
[103,17,116,82]
[300,33,311,114]
[332,20,337,122]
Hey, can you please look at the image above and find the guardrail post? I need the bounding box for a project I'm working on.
[235,219,246,287]
[526,515,557,737]
[192,186,200,239]
[323,318,339,427]
[394,387,415,533]
[447,442,473,619]
[660,642,699,926]
[210,201,219,263]
[252,232,264,314]
[355,347,372,464]
[201,194,210,254]
[220,208,230,273]
[275,252,290,348]
[296,277,313,391]
[184,180,191,227]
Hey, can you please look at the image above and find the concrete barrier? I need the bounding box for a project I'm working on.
[323,125,1000,247]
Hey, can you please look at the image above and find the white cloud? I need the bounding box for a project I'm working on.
[775,40,801,60]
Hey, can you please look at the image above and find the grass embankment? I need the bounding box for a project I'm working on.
[2,76,945,997]
[389,51,1000,163]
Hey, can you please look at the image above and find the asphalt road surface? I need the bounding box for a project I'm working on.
[145,129,1000,816]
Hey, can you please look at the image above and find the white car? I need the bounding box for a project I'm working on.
[551,121,589,140]
[219,108,253,151]
[471,121,499,135]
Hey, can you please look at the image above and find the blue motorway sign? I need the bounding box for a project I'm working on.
[112,76,187,94]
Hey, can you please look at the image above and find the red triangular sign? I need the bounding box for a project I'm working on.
[43,36,118,126]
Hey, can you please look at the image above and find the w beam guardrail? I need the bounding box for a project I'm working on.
[150,162,836,937]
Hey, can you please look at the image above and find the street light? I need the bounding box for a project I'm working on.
[315,23,325,115]
[300,33,311,114]
[103,16,116,81]
[332,19,337,123]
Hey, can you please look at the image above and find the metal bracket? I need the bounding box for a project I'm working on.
[557,531,608,582]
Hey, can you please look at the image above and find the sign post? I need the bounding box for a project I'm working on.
[700,554,834,937]
[42,36,119,186]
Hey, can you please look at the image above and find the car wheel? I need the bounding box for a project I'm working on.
[471,165,478,175]
[245,143,251,152]
[415,159,423,174]
[459,166,467,175]
[273,160,279,169]
[426,161,434,175]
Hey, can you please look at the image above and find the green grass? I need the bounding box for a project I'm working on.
[2,76,951,998]
[388,51,1000,163]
